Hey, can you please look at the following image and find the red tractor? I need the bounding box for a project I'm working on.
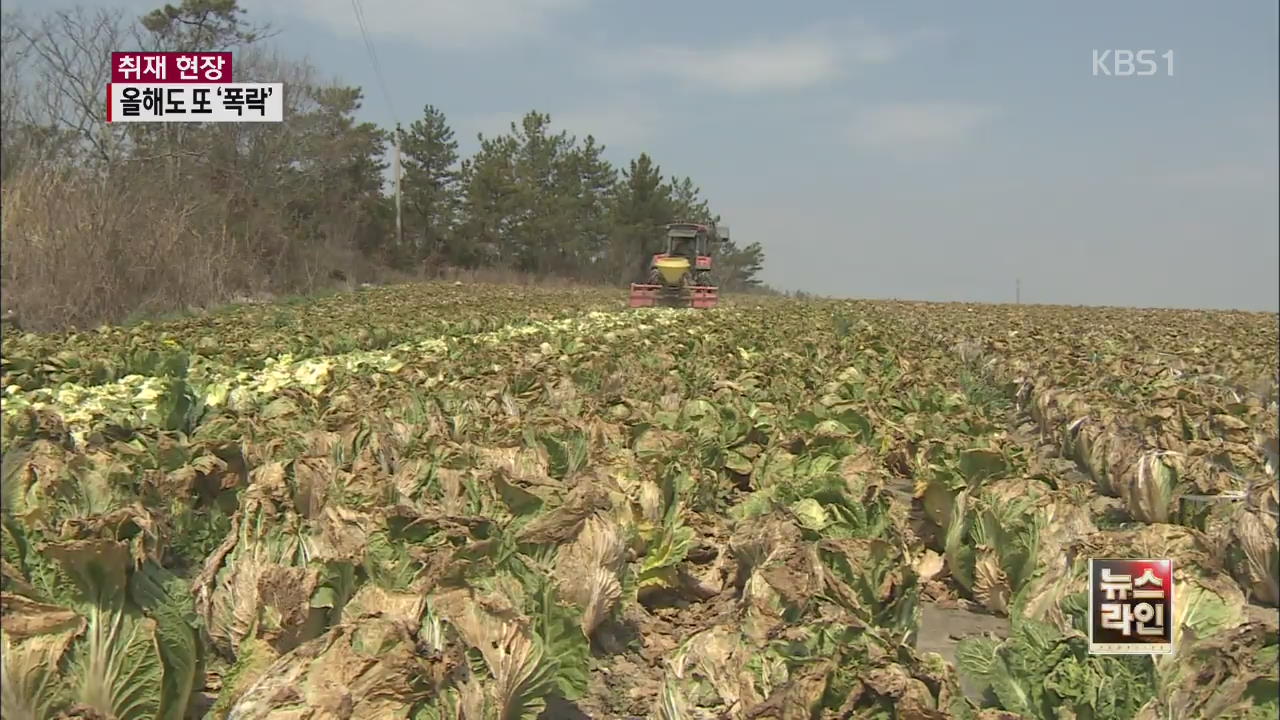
[628,221,726,308]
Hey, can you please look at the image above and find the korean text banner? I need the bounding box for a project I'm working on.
[107,83,283,123]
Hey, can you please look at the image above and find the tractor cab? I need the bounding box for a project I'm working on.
[661,223,717,275]
[666,224,702,262]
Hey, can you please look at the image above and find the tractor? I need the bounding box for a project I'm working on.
[628,221,726,308]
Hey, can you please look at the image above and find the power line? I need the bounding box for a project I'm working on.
[350,0,399,125]
[348,0,405,251]
[351,0,393,119]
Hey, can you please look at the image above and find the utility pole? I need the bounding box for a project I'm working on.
[393,124,404,251]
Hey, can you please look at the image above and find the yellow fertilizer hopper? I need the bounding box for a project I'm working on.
[655,256,691,284]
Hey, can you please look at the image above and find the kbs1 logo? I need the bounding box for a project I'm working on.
[1092,49,1175,77]
[1088,558,1175,655]
[106,52,283,123]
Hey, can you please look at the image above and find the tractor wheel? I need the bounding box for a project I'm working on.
[693,271,715,287]
[647,269,663,285]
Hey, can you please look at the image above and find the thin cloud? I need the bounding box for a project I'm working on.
[1239,101,1279,137]
[553,104,664,147]
[844,101,999,151]
[1157,164,1276,189]
[619,37,842,93]
[460,103,663,149]
[459,110,523,140]
[601,20,942,94]
[248,0,589,50]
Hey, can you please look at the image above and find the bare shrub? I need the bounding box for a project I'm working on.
[2,166,221,329]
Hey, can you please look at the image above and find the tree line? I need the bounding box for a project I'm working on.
[0,0,769,331]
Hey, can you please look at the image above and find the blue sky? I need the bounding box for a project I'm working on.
[10,0,1279,309]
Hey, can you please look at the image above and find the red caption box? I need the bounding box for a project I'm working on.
[112,52,233,84]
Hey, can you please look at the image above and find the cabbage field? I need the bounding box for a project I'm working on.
[2,282,1277,719]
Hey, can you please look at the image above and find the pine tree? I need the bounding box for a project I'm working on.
[508,111,577,273]
[458,132,520,269]
[288,86,389,260]
[399,104,461,269]
[669,176,714,224]
[140,0,264,50]
[609,153,673,282]
[560,134,617,279]
[718,240,766,290]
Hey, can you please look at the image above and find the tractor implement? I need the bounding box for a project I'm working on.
[627,221,725,309]
[628,283,719,308]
